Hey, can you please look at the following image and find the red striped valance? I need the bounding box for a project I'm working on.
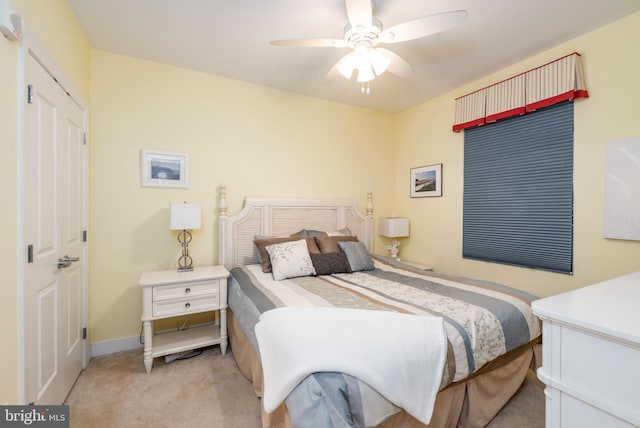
[452,52,589,132]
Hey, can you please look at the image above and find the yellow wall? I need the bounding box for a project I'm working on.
[395,12,640,298]
[0,0,89,405]
[88,50,396,343]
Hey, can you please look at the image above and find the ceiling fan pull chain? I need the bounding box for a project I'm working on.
[361,81,371,95]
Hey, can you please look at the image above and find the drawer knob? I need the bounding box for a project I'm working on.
[185,287,191,294]
[185,302,191,309]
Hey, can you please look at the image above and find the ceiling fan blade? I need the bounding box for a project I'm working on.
[379,10,467,44]
[324,64,342,83]
[271,38,349,48]
[345,0,372,27]
[377,48,413,78]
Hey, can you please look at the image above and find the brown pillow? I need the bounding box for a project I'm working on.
[314,235,358,253]
[254,237,320,273]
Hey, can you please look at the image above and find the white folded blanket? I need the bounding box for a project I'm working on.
[255,307,447,425]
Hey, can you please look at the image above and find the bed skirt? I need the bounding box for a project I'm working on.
[228,310,541,428]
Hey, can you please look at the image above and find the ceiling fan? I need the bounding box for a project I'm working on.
[271,0,467,91]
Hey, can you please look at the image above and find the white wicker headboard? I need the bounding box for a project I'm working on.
[218,185,374,270]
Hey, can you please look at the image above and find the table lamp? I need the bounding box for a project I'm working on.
[170,202,201,272]
[379,217,409,260]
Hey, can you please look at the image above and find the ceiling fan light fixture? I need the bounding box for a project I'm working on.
[356,63,375,82]
[353,45,370,62]
[370,49,391,75]
[270,2,467,88]
[353,45,376,82]
[336,52,357,79]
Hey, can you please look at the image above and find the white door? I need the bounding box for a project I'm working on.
[23,52,86,404]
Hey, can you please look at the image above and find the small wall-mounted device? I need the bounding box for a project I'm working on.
[0,0,21,41]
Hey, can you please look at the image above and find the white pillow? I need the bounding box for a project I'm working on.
[265,239,316,280]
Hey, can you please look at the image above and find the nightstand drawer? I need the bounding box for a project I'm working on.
[152,294,220,318]
[152,279,220,301]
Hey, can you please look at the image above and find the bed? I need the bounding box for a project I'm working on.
[218,188,542,428]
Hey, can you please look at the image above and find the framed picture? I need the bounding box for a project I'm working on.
[140,150,189,188]
[410,164,442,198]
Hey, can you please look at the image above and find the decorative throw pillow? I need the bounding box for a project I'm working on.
[327,227,352,237]
[304,238,321,253]
[338,241,375,272]
[266,239,316,280]
[254,236,320,273]
[310,252,352,276]
[253,234,279,264]
[303,229,329,238]
[315,235,358,253]
[291,229,328,238]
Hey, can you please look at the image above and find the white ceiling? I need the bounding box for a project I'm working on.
[68,0,640,114]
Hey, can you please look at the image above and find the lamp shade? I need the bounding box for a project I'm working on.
[379,217,409,238]
[336,52,356,79]
[370,49,391,76]
[170,202,201,230]
[357,63,375,83]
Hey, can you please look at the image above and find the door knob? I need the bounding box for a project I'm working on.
[57,255,79,269]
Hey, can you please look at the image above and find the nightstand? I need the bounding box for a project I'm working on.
[138,265,229,373]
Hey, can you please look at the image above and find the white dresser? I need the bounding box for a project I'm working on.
[532,272,640,428]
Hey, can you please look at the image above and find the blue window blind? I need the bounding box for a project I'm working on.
[463,101,574,274]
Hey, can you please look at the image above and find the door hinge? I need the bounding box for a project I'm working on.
[83,132,87,145]
[82,230,87,242]
[27,244,33,263]
[27,84,33,104]
[82,327,87,340]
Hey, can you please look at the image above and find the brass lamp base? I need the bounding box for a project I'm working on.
[177,230,194,272]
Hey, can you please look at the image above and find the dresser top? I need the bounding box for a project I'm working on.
[532,271,640,345]
[139,265,229,287]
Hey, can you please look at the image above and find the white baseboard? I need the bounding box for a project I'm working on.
[90,321,216,357]
[91,336,142,357]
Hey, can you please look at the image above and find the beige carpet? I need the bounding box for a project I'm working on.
[65,346,544,428]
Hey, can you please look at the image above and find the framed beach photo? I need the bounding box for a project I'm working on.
[410,164,442,198]
[141,150,189,188]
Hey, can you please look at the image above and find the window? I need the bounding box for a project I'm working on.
[463,101,574,274]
